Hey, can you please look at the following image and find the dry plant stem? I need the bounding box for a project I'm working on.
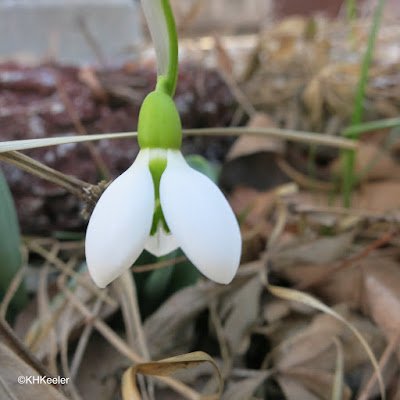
[59,279,84,400]
[219,69,256,118]
[358,328,400,400]
[115,273,154,400]
[0,128,358,153]
[0,132,138,153]
[27,254,76,353]
[206,304,231,398]
[132,255,187,273]
[276,156,334,192]
[296,231,394,291]
[54,73,111,180]
[116,273,150,360]
[332,337,344,400]
[0,265,27,319]
[185,128,359,149]
[70,296,104,380]
[38,263,58,375]
[62,286,201,400]
[209,301,231,374]
[267,200,288,249]
[62,285,145,364]
[27,241,117,308]
[0,151,89,199]
[76,16,106,66]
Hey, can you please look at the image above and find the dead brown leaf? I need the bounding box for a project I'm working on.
[220,277,263,355]
[362,259,400,360]
[75,334,131,400]
[273,305,385,373]
[279,367,351,400]
[277,375,320,400]
[226,113,286,161]
[270,231,355,268]
[144,279,249,359]
[288,180,400,214]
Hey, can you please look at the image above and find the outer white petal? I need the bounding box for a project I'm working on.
[144,223,179,257]
[160,150,242,284]
[85,150,154,288]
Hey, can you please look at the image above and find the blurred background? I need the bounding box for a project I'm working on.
[0,0,399,65]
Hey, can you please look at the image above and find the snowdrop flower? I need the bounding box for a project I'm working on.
[85,85,242,288]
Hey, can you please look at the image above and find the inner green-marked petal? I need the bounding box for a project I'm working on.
[149,156,170,235]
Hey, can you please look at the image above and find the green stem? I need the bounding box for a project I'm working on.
[346,0,356,46]
[346,0,356,22]
[351,0,386,128]
[161,0,178,97]
[341,0,386,208]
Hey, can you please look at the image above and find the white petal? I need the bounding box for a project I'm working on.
[160,150,242,284]
[144,223,179,257]
[85,149,154,288]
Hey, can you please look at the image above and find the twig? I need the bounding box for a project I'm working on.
[0,265,27,319]
[132,256,187,273]
[0,151,89,198]
[70,296,104,379]
[26,241,117,308]
[276,156,333,192]
[53,72,111,179]
[59,279,84,400]
[37,258,58,375]
[115,272,154,400]
[76,16,106,66]
[358,328,400,400]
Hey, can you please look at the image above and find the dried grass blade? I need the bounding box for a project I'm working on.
[122,351,223,400]
[0,132,137,153]
[331,337,344,400]
[0,128,358,153]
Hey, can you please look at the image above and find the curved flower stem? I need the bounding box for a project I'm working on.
[160,0,178,97]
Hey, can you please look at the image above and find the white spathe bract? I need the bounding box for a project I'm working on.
[85,148,242,288]
[140,0,170,77]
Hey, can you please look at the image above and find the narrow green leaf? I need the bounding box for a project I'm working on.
[341,0,387,207]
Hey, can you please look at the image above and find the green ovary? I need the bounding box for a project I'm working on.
[137,84,182,150]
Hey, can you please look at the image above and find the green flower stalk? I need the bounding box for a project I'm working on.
[85,0,242,288]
